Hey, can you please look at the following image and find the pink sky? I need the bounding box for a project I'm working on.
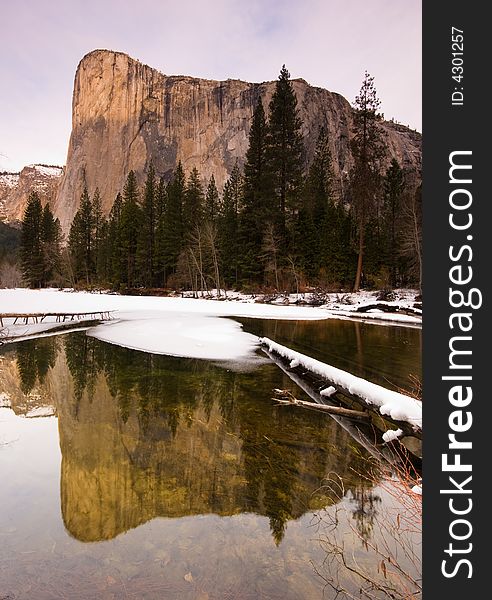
[0,0,421,172]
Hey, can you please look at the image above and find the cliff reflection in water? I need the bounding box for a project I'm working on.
[12,333,373,545]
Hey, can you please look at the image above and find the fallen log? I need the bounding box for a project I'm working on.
[260,337,422,439]
[0,311,114,327]
[265,349,421,471]
[0,319,107,345]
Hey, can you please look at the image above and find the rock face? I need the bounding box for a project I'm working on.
[0,164,63,224]
[54,49,421,233]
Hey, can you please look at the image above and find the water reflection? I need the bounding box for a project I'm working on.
[15,336,59,394]
[7,333,375,545]
[349,487,382,541]
[0,322,424,599]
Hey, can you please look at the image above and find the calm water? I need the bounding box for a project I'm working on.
[0,319,421,599]
[238,317,421,394]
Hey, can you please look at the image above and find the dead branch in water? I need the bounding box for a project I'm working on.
[273,389,369,421]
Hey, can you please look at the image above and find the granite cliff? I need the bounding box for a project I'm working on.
[53,49,421,233]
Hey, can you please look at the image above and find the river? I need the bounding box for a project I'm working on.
[0,318,421,599]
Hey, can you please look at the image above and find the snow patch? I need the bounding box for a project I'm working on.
[320,385,337,398]
[0,173,20,188]
[31,165,63,177]
[25,405,56,418]
[88,313,260,362]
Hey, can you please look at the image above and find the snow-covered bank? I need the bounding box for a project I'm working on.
[0,289,421,361]
[0,289,331,362]
[0,288,422,324]
[317,289,421,326]
[0,288,333,320]
[260,337,422,430]
[180,288,422,327]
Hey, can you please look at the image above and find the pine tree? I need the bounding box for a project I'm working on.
[350,71,386,291]
[239,99,270,282]
[137,164,157,287]
[155,176,167,224]
[314,199,353,287]
[382,159,405,287]
[183,167,204,233]
[91,188,106,282]
[119,171,142,287]
[20,192,44,288]
[96,219,111,284]
[299,127,336,278]
[80,187,95,283]
[154,176,167,285]
[158,162,185,282]
[68,186,94,285]
[67,211,83,283]
[219,163,242,286]
[305,127,335,221]
[204,175,220,222]
[107,193,124,287]
[266,65,305,238]
[360,217,386,286]
[40,203,61,285]
[295,208,318,279]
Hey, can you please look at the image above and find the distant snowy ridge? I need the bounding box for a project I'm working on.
[30,164,63,177]
[0,164,64,222]
[260,337,422,430]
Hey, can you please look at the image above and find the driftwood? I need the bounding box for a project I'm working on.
[0,319,106,345]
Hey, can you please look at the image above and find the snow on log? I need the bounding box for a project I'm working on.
[260,337,422,431]
[382,428,404,442]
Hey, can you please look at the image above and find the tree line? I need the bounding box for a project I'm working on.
[19,67,422,293]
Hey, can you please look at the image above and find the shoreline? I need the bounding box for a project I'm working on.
[0,287,422,352]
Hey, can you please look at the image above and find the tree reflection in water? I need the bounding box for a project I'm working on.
[16,336,59,394]
[12,332,375,545]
